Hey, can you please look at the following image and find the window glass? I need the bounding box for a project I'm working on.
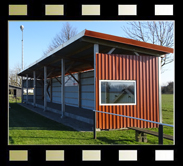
[100,80,136,105]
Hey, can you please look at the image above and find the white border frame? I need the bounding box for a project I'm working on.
[99,80,136,105]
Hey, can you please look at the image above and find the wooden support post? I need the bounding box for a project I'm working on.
[61,59,65,118]
[55,76,62,85]
[135,131,142,142]
[94,44,99,139]
[21,76,23,103]
[159,57,162,124]
[50,78,52,102]
[78,72,81,108]
[68,72,79,84]
[44,66,47,111]
[142,133,147,143]
[107,48,115,54]
[33,71,36,107]
[159,124,163,144]
[41,79,44,100]
[26,74,28,104]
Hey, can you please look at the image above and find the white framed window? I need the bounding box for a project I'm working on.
[99,80,136,105]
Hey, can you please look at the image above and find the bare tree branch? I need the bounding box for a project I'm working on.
[9,63,22,87]
[43,22,78,56]
[121,21,174,68]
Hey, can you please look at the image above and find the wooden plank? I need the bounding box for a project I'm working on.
[61,58,65,117]
[78,72,81,108]
[44,66,47,111]
[128,127,173,140]
[65,61,75,74]
[68,72,79,84]
[54,76,62,85]
[46,79,51,99]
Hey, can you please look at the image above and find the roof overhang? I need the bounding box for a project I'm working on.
[17,29,173,78]
[9,85,22,89]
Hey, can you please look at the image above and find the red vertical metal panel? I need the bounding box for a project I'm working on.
[119,56,123,128]
[116,55,120,129]
[109,54,113,129]
[156,57,159,128]
[152,57,156,128]
[130,55,133,127]
[146,56,150,128]
[149,56,153,128]
[95,53,98,128]
[98,53,102,129]
[143,56,147,128]
[126,57,130,127]
[106,54,109,129]
[95,54,159,129]
[122,55,126,128]
[139,56,143,128]
[136,56,140,128]
[102,53,105,129]
[133,56,137,127]
[112,55,116,129]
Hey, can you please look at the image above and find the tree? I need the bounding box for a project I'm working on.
[9,63,22,87]
[121,21,174,68]
[161,81,173,94]
[43,22,78,56]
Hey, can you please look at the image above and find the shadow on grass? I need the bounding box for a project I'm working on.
[9,103,75,131]
[9,136,14,144]
[97,136,137,144]
[8,135,93,140]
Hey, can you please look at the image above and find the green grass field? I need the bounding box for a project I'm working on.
[9,94,174,145]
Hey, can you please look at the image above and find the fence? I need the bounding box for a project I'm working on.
[93,110,174,144]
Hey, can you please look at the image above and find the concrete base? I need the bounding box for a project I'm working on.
[91,127,101,131]
[26,101,93,125]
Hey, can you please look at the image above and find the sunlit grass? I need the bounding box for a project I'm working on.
[9,94,173,145]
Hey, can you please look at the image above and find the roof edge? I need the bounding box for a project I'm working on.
[84,29,173,54]
[18,29,86,75]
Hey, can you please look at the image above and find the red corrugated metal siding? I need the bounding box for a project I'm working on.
[95,53,159,129]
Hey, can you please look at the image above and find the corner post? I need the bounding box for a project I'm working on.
[21,76,23,103]
[26,74,28,104]
[94,44,99,139]
[44,66,47,111]
[78,72,81,108]
[158,57,163,144]
[158,57,162,123]
[61,59,65,118]
[50,78,52,102]
[33,71,36,107]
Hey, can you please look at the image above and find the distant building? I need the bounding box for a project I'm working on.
[9,85,22,98]
[23,88,34,94]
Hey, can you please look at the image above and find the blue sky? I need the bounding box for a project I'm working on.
[8,21,174,86]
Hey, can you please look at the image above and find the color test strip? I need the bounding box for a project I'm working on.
[118,5,137,15]
[82,150,101,161]
[46,150,64,161]
[155,150,174,161]
[82,5,100,15]
[9,5,27,15]
[119,150,137,161]
[45,5,64,15]
[9,150,28,161]
[155,5,173,15]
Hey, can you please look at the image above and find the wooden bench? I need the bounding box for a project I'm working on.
[128,127,173,143]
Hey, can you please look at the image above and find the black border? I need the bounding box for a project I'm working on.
[2,1,180,165]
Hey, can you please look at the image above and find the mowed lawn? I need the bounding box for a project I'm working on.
[9,94,174,145]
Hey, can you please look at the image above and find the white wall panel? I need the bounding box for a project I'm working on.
[80,70,94,110]
[81,85,94,92]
